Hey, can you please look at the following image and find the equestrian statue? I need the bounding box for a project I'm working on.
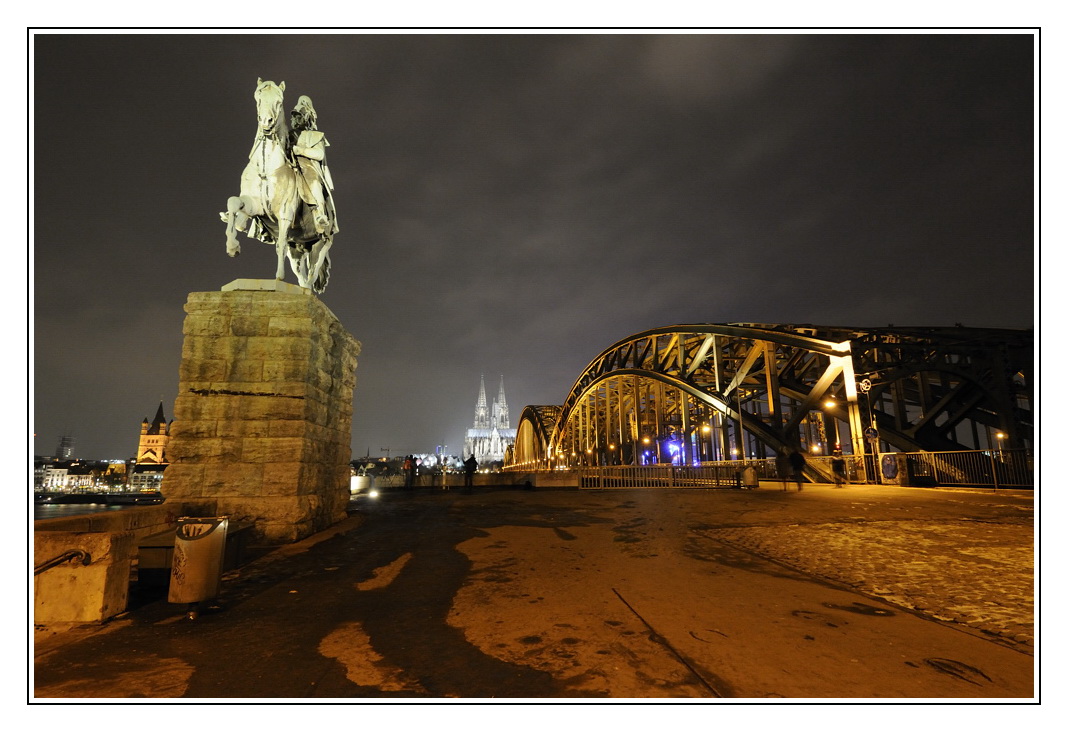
[221,79,338,293]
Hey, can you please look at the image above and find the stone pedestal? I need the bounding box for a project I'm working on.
[162,281,360,544]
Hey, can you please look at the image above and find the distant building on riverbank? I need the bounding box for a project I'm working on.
[132,401,170,490]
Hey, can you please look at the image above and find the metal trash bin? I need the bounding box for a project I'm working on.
[168,516,229,613]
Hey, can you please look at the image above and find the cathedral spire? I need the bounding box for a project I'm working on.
[474,375,490,429]
[494,375,509,429]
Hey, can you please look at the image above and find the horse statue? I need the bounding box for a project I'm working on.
[221,79,337,293]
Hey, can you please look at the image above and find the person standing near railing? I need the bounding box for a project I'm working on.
[463,455,478,488]
[403,456,416,490]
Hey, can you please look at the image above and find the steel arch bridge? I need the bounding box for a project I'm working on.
[510,323,1032,476]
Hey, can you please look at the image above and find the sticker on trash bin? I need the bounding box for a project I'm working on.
[177,517,228,540]
[171,543,189,585]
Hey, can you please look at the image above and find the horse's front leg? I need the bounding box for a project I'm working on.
[275,218,291,281]
[225,196,245,256]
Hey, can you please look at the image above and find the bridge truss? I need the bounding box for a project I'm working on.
[510,324,1032,477]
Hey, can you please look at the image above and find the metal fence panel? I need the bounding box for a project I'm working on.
[901,449,1033,488]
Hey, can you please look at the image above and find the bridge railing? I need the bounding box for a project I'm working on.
[892,449,1033,489]
[579,464,748,489]
[507,449,1034,489]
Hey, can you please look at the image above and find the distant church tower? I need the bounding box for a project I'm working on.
[464,376,516,467]
[136,401,171,465]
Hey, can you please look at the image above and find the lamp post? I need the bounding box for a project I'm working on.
[736,388,746,460]
[993,432,1006,491]
[824,399,840,453]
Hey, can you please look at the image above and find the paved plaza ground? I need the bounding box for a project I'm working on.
[33,481,1036,700]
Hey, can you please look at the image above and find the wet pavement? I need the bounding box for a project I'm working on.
[32,482,1036,700]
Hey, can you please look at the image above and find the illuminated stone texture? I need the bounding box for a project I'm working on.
[163,285,360,543]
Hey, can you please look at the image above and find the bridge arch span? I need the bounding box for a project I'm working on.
[511,323,1032,473]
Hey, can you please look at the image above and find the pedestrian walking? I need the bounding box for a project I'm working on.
[776,452,791,491]
[788,449,807,491]
[831,451,847,487]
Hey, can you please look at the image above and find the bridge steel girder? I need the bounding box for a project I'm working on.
[513,405,562,469]
[535,325,864,469]
[511,324,1032,472]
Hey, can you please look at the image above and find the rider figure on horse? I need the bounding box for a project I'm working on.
[289,95,337,236]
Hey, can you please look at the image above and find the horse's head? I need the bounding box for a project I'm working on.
[254,78,286,137]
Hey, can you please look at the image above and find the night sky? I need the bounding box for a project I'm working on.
[32,32,1035,461]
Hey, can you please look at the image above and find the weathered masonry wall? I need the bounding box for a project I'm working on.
[34,504,181,624]
[162,284,360,543]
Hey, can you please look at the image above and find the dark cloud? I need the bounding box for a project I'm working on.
[33,33,1034,459]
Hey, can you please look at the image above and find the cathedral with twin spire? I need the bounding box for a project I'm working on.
[463,376,516,467]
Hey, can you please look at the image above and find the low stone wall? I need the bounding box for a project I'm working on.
[34,504,183,625]
[34,503,181,535]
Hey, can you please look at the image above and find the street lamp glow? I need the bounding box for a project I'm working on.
[824,400,836,409]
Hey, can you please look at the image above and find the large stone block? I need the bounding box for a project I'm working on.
[178,359,228,382]
[263,359,311,382]
[212,494,339,544]
[229,315,271,337]
[163,286,360,544]
[34,531,137,624]
[182,314,230,337]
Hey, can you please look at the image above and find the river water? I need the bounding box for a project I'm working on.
[34,502,136,521]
